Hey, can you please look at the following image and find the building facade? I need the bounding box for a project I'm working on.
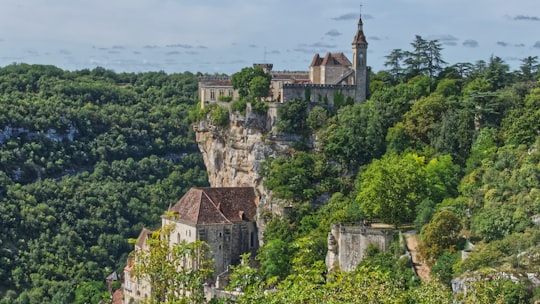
[198,16,369,107]
[123,187,259,303]
[325,223,393,272]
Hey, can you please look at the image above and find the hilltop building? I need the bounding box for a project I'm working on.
[199,15,369,107]
[123,187,259,303]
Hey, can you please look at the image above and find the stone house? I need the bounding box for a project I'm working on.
[199,15,369,106]
[123,187,259,303]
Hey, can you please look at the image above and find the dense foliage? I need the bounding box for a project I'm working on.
[2,41,540,303]
[255,49,540,302]
[0,64,208,303]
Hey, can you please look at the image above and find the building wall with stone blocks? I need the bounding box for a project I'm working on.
[282,84,357,105]
[326,223,393,272]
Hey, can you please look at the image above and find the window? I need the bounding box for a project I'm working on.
[228,90,233,97]
[219,89,225,97]
[210,89,215,100]
[250,232,255,248]
[177,232,181,243]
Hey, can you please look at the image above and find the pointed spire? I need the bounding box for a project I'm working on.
[358,3,363,30]
[352,8,367,46]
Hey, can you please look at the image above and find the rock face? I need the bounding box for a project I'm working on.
[194,103,300,216]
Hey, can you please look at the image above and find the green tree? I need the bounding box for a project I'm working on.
[228,253,260,292]
[131,227,214,303]
[231,66,271,100]
[357,153,426,227]
[74,281,107,304]
[420,210,462,262]
[519,55,539,81]
[384,49,406,83]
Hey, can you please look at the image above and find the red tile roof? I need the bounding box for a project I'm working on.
[310,52,351,67]
[168,187,257,225]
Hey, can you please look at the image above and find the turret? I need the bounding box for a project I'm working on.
[352,15,368,102]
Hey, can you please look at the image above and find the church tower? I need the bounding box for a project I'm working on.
[352,15,368,102]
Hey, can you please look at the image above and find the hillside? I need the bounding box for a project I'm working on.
[196,54,540,303]
[0,64,209,303]
[1,51,539,303]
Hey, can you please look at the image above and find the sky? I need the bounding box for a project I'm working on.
[1,0,539,75]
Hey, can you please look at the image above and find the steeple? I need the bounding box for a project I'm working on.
[351,9,368,102]
[352,15,368,46]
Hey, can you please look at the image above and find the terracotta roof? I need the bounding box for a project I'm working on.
[168,187,257,225]
[200,79,233,87]
[135,228,153,249]
[310,52,351,67]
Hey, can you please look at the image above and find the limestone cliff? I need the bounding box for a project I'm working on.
[194,103,301,216]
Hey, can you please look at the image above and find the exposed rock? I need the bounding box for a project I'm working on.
[451,270,540,295]
[194,103,304,219]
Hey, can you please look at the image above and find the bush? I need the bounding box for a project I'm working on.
[231,98,247,115]
[251,101,268,115]
[210,105,230,127]
[218,95,233,102]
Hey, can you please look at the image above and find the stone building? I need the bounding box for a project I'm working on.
[199,15,369,107]
[123,187,259,303]
[326,223,393,272]
[123,228,153,303]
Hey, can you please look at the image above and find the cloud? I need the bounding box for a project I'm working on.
[463,39,478,48]
[514,43,525,47]
[143,45,159,49]
[428,34,459,46]
[325,29,341,37]
[59,49,71,55]
[166,51,181,55]
[186,51,199,55]
[133,51,141,55]
[196,45,208,49]
[249,44,258,48]
[166,44,193,49]
[429,34,459,42]
[497,41,509,47]
[112,45,124,49]
[269,50,280,54]
[293,48,316,54]
[368,36,382,41]
[309,42,337,48]
[332,13,357,21]
[108,50,120,54]
[514,15,540,21]
[533,41,540,48]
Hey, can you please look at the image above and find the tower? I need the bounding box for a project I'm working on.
[352,15,368,101]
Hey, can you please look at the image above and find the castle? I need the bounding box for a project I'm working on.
[198,16,369,106]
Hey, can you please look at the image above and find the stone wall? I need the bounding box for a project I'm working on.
[282,84,357,104]
[326,223,393,272]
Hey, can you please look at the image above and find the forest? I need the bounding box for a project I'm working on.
[0,34,540,303]
[0,65,209,303]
